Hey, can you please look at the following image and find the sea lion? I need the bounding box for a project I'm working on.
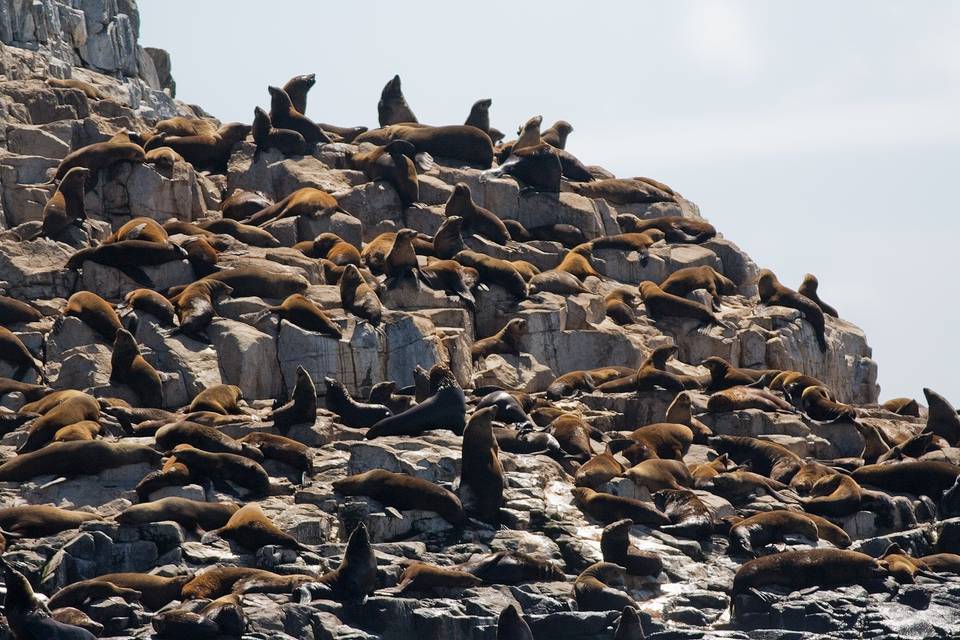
[445,183,510,244]
[601,519,663,577]
[614,606,645,640]
[180,567,303,600]
[541,120,574,149]
[623,423,694,463]
[458,550,564,584]
[0,326,45,382]
[571,487,670,526]
[155,421,262,460]
[617,214,716,243]
[653,488,714,538]
[282,73,315,115]
[189,384,245,415]
[708,435,802,484]
[324,377,391,428]
[0,377,49,402]
[40,166,88,239]
[197,217,280,247]
[220,189,274,221]
[638,281,722,326]
[707,386,794,413]
[296,232,361,266]
[801,385,858,422]
[921,388,960,444]
[198,268,307,300]
[574,562,638,612]
[665,391,712,442]
[590,231,664,266]
[690,454,733,485]
[63,291,124,343]
[172,279,233,340]
[0,505,101,537]
[0,556,97,639]
[391,562,483,593]
[104,216,168,244]
[484,143,562,192]
[19,391,101,452]
[259,294,341,338]
[472,318,526,361]
[271,365,317,433]
[700,356,774,391]
[252,105,307,155]
[53,139,145,181]
[497,604,533,640]
[351,140,419,206]
[357,124,493,166]
[0,440,159,481]
[45,578,143,611]
[296,523,377,601]
[420,259,478,308]
[706,471,796,505]
[340,264,383,326]
[378,74,418,126]
[143,146,183,170]
[0,296,42,326]
[168,445,271,497]
[459,407,506,523]
[116,497,239,532]
[852,461,960,498]
[366,366,465,438]
[570,178,675,206]
[511,260,540,281]
[384,228,420,284]
[530,270,591,296]
[119,288,176,325]
[110,328,163,408]
[204,502,310,551]
[453,250,527,299]
[728,510,819,554]
[882,397,921,417]
[758,269,827,352]
[145,122,249,172]
[803,513,852,548]
[597,345,685,393]
[51,420,101,443]
[624,459,693,492]
[604,288,639,325]
[47,76,105,99]
[237,432,312,473]
[545,366,635,400]
[433,215,466,259]
[332,469,466,525]
[244,186,338,228]
[798,273,838,317]
[660,266,737,311]
[155,117,218,138]
[548,413,597,461]
[575,442,630,489]
[66,240,188,287]
[802,473,863,517]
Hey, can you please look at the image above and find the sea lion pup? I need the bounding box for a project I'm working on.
[154,421,263,460]
[660,265,737,311]
[295,523,377,604]
[171,279,232,341]
[881,396,920,417]
[0,556,97,640]
[617,214,717,244]
[604,288,640,325]
[0,295,42,325]
[459,406,506,523]
[638,280,723,327]
[39,166,88,240]
[244,186,339,228]
[801,385,858,422]
[472,318,526,362]
[53,138,145,182]
[188,384,246,415]
[598,345,685,393]
[168,445,271,497]
[444,183,510,244]
[625,459,694,492]
[351,139,420,206]
[709,435,802,484]
[601,519,663,577]
[575,441,631,489]
[570,177,675,205]
[530,269,591,296]
[541,120,574,149]
[707,386,795,413]
[333,469,466,525]
[497,604,534,640]
[196,217,280,247]
[258,293,341,338]
[482,143,563,193]
[116,497,238,532]
[271,365,317,433]
[798,273,838,318]
[622,423,694,463]
[324,377,391,428]
[145,122,250,172]
[453,250,528,299]
[0,440,159,481]
[574,562,638,612]
[295,232,361,266]
[118,288,176,325]
[730,549,885,613]
[727,511,819,554]
[378,74,418,126]
[110,328,163,408]
[801,473,863,517]
[19,391,101,453]
[203,502,311,552]
[366,366,466,438]
[0,327,45,381]
[757,268,827,352]
[340,264,383,327]
[921,387,960,444]
[104,216,168,244]
[0,505,101,537]
[545,366,635,400]
[852,460,960,499]
[571,487,670,526]
[251,105,307,155]
[653,488,714,538]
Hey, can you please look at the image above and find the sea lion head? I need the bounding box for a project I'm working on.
[552,120,574,136]
[700,356,729,376]
[519,115,542,135]
[756,268,777,298]
[59,165,89,190]
[252,106,271,134]
[396,228,418,242]
[382,74,403,99]
[288,73,316,91]
[648,344,677,367]
[801,273,819,292]
[218,122,252,145]
[637,281,658,300]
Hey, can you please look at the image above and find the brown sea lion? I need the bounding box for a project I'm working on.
[545,366,636,400]
[665,391,711,442]
[188,384,245,415]
[19,391,101,452]
[709,435,802,483]
[531,270,592,296]
[0,556,97,639]
[204,502,310,551]
[617,214,716,244]
[700,356,775,391]
[852,460,960,498]
[296,232,361,266]
[574,562,638,612]
[110,328,163,408]
[53,140,144,181]
[497,604,534,640]
[707,386,794,413]
[575,441,630,489]
[601,518,663,577]
[420,259,478,308]
[237,432,312,473]
[571,487,670,526]
[0,296,42,326]
[333,469,466,525]
[570,178,675,205]
[0,377,50,402]
[0,505,101,537]
[244,186,338,228]
[803,513,852,548]
[597,345,685,393]
[252,105,307,155]
[548,413,597,461]
[47,76,105,99]
[604,288,639,325]
[801,385,858,422]
[798,273,838,318]
[145,122,249,172]
[624,459,693,492]
[707,471,796,504]
[296,523,377,601]
[0,327,45,382]
[453,250,527,299]
[154,421,262,460]
[63,291,124,343]
[623,423,694,464]
[638,281,722,326]
[653,488,714,538]
[340,264,383,326]
[922,388,960,444]
[459,406,506,523]
[660,266,736,311]
[590,231,664,266]
[116,497,238,532]
[541,120,574,149]
[472,318,525,361]
[104,217,168,244]
[155,117,217,138]
[197,217,280,247]
[728,510,819,554]
[259,293,341,338]
[51,420,101,443]
[172,279,233,340]
[358,123,493,166]
[555,244,605,281]
[143,146,183,170]
[758,268,827,352]
[881,397,921,417]
[168,445,270,497]
[445,182,510,244]
[119,288,176,325]
[433,215,466,259]
[802,473,863,517]
[384,228,420,284]
[351,139,419,206]
[378,74,418,126]
[40,166,88,239]
[0,440,160,481]
[391,562,482,594]
[690,454,733,485]
[200,267,308,299]
[220,189,274,221]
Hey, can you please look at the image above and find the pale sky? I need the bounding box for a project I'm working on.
[139,1,960,403]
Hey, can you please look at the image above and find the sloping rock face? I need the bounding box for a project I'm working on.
[1,3,957,640]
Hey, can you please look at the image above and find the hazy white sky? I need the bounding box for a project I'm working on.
[139,1,960,403]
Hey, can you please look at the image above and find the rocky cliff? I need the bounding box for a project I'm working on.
[0,2,957,639]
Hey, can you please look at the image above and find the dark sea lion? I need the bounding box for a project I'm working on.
[237,432,312,473]
[420,259,477,308]
[66,240,188,287]
[63,291,124,342]
[272,365,317,433]
[700,356,775,391]
[453,250,528,299]
[464,98,499,140]
[571,487,670,526]
[333,469,466,524]
[574,562,637,612]
[366,366,466,438]
[614,606,645,640]
[547,413,596,461]
[252,105,307,155]
[204,502,310,551]
[618,214,716,244]
[802,473,863,517]
[220,189,274,221]
[384,228,420,284]
[603,288,639,325]
[728,510,819,554]
[638,280,722,326]
[571,177,674,205]
[171,279,232,341]
[708,435,802,484]
[46,579,142,611]
[282,73,315,114]
[0,327,45,381]
[296,523,377,601]
[0,505,101,537]
[653,488,714,538]
[151,609,219,638]
[197,217,280,247]
[798,273,838,318]
[244,186,338,227]
[361,231,398,275]
[660,265,736,311]
[881,397,920,417]
[530,270,591,297]
[575,442,629,489]
[119,288,176,324]
[458,550,564,584]
[0,440,160,481]
[0,377,50,402]
[53,139,144,181]
[800,385,857,422]
[168,445,270,497]
[0,296,42,325]
[155,421,262,460]
[110,328,163,408]
[707,471,795,504]
[484,143,562,192]
[40,166,88,239]
[0,556,96,639]
[181,567,291,600]
[378,74,418,126]
[601,519,663,577]
[554,244,605,281]
[528,223,588,247]
[921,388,960,444]
[340,264,383,326]
[545,366,635,400]
[445,182,510,244]
[324,376,391,428]
[541,120,574,149]
[104,216,168,244]
[145,122,250,172]
[758,268,827,352]
[707,386,794,413]
[351,139,419,206]
[852,460,960,498]
[116,497,239,532]
[201,267,308,299]
[497,604,533,640]
[358,123,493,166]
[459,407,506,523]
[472,318,526,361]
[432,215,466,259]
